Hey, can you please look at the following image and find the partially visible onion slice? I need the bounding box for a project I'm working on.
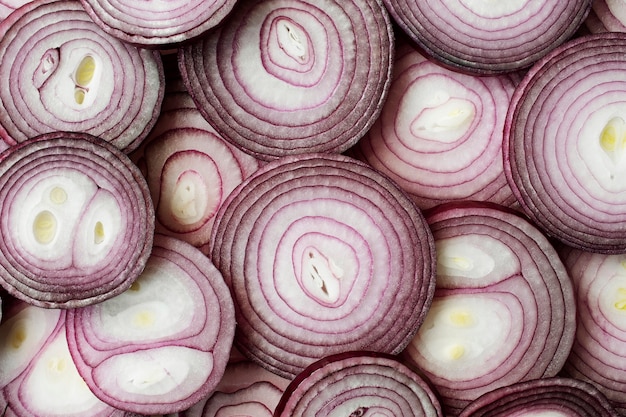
[0,0,164,153]
[178,0,394,160]
[79,0,238,47]
[504,32,626,253]
[0,132,154,308]
[584,0,626,33]
[350,38,519,210]
[0,0,32,22]
[274,351,443,416]
[382,0,591,74]
[403,201,576,416]
[66,234,236,415]
[210,153,436,378]
[458,377,620,417]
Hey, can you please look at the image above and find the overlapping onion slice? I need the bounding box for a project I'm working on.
[350,38,519,210]
[274,351,443,416]
[403,201,576,416]
[178,0,394,160]
[65,234,236,415]
[584,0,626,33]
[504,33,626,253]
[79,0,237,47]
[382,0,591,74]
[0,132,154,309]
[209,153,436,378]
[0,0,164,153]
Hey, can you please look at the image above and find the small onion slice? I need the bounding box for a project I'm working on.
[209,153,436,379]
[504,32,626,253]
[178,0,394,160]
[584,0,626,33]
[0,132,154,309]
[382,0,591,74]
[274,351,443,416]
[0,0,164,153]
[65,234,236,415]
[403,201,576,416]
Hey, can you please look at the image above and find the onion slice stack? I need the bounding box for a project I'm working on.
[403,201,576,416]
[382,0,591,74]
[504,33,626,253]
[0,132,154,309]
[178,0,394,160]
[274,351,443,416]
[209,153,436,378]
[0,0,164,153]
[65,234,236,415]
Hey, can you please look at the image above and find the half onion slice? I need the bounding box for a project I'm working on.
[0,132,154,309]
[0,0,164,153]
[504,32,626,253]
[209,153,436,378]
[178,0,394,160]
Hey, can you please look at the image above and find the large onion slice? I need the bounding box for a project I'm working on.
[209,153,436,379]
[382,0,591,74]
[0,0,164,153]
[504,32,626,253]
[178,0,394,160]
[403,201,576,416]
[0,132,154,309]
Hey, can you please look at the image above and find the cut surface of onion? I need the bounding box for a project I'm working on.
[0,132,154,309]
[350,38,518,210]
[382,0,591,74]
[0,0,164,153]
[178,0,394,160]
[65,234,236,415]
[79,0,237,47]
[504,32,626,253]
[0,0,32,21]
[274,351,443,416]
[403,201,576,416]
[584,0,626,33]
[209,153,436,379]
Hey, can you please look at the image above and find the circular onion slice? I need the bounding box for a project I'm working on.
[402,201,576,416]
[504,33,626,253]
[274,351,443,416]
[209,153,436,379]
[350,38,519,210]
[65,234,236,415]
[79,0,237,47]
[458,377,620,417]
[0,132,154,309]
[178,0,394,160]
[0,0,165,153]
[382,0,591,74]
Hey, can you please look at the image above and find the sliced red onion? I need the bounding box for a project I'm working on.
[209,153,436,378]
[274,351,443,416]
[382,0,591,74]
[350,38,519,210]
[504,32,626,254]
[178,0,394,160]
[458,377,620,417]
[79,0,237,47]
[0,0,164,153]
[65,234,236,415]
[402,201,576,416]
[584,0,626,33]
[560,247,626,414]
[0,0,32,21]
[0,132,154,309]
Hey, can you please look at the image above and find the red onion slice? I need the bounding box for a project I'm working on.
[178,0,394,160]
[403,201,576,416]
[0,0,32,21]
[382,0,591,74]
[0,132,154,309]
[274,351,443,416]
[0,0,164,153]
[504,32,626,253]
[209,153,436,378]
[350,38,519,210]
[66,234,236,415]
[79,0,237,47]
[584,0,626,33]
